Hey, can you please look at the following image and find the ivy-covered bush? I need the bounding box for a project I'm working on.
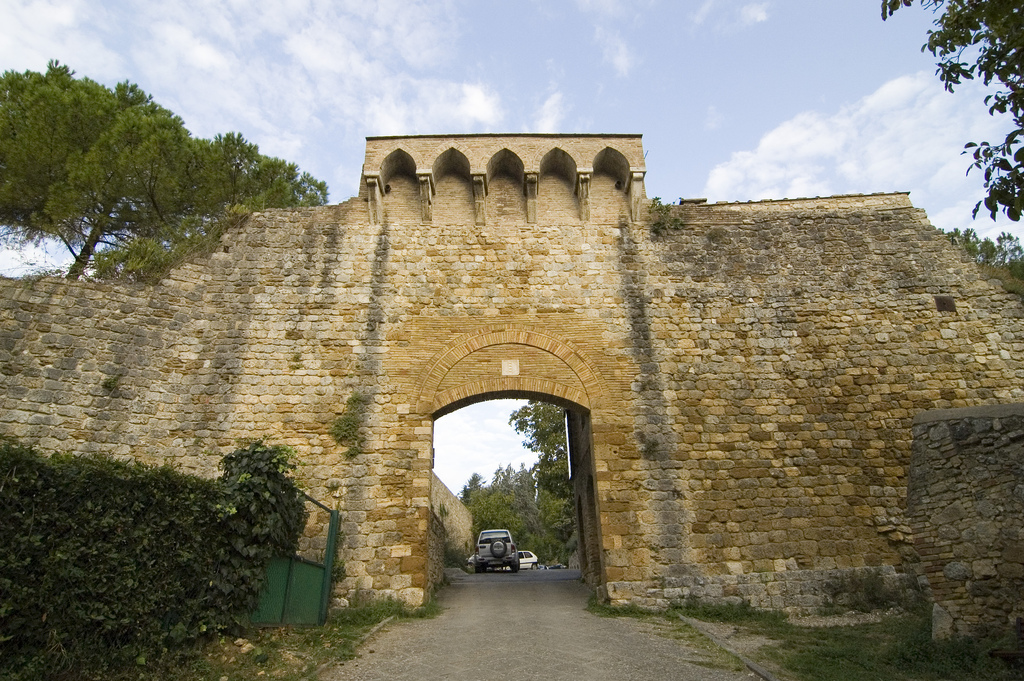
[0,439,306,680]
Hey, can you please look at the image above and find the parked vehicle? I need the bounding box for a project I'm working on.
[516,550,538,570]
[471,529,520,573]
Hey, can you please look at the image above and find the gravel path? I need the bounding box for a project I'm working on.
[321,569,757,681]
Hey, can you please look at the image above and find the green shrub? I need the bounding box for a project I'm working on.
[821,568,922,613]
[330,392,368,458]
[0,438,306,680]
[648,197,683,236]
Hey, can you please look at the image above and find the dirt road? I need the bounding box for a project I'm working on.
[322,569,757,681]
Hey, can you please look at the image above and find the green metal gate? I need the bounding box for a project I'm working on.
[251,493,339,626]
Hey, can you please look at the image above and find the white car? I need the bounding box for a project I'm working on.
[517,550,538,570]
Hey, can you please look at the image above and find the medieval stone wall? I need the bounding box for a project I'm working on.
[2,134,1023,610]
[429,473,473,554]
[426,475,473,592]
[909,404,1024,638]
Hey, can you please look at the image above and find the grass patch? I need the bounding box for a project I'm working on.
[593,597,1016,681]
[674,597,789,629]
[101,598,440,681]
[758,607,1012,681]
[675,600,1014,681]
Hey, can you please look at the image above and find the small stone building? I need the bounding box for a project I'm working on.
[1,134,1022,612]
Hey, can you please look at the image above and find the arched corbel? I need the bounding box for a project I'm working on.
[472,173,488,226]
[365,172,383,225]
[525,172,539,224]
[576,168,592,223]
[628,170,646,223]
[417,171,434,223]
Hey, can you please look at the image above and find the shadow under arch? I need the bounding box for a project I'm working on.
[487,148,525,187]
[380,148,417,189]
[593,146,630,188]
[540,147,578,186]
[432,147,471,182]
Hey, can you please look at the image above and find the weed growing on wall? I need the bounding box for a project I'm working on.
[647,197,683,236]
[330,392,367,458]
[100,372,122,392]
[0,438,306,680]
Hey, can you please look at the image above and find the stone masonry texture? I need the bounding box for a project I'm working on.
[1,134,1023,610]
[909,404,1024,638]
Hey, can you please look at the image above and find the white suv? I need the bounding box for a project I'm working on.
[472,529,520,573]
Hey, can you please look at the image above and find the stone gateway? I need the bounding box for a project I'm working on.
[2,134,1023,612]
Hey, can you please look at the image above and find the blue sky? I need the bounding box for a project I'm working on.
[2,0,1021,492]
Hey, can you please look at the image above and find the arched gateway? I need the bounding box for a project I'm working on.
[2,134,1023,611]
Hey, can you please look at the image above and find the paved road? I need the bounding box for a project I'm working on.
[322,569,757,681]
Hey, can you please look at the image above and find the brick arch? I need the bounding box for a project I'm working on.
[415,326,605,414]
[424,140,476,170]
[432,383,590,419]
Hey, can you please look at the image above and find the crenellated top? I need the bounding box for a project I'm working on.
[359,134,647,225]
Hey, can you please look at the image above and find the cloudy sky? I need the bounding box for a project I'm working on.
[2,0,1020,492]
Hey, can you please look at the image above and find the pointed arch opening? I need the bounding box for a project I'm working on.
[592,147,631,218]
[432,148,474,223]
[379,148,419,222]
[432,147,472,182]
[539,148,579,223]
[486,149,526,222]
[486,148,526,185]
[380,148,417,188]
[593,147,630,189]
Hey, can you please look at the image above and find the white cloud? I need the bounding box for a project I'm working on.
[0,0,121,75]
[703,72,1021,239]
[455,84,504,127]
[432,400,534,494]
[534,92,566,133]
[0,243,73,278]
[739,3,769,24]
[594,26,635,77]
[692,0,770,30]
[574,0,623,17]
[693,0,717,25]
[364,81,503,136]
[705,104,723,131]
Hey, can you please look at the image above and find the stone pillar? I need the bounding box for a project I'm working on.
[472,174,487,226]
[365,172,383,225]
[628,170,646,223]
[417,172,434,223]
[576,170,592,222]
[525,172,538,224]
